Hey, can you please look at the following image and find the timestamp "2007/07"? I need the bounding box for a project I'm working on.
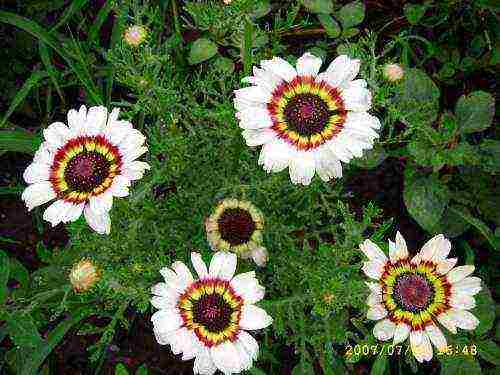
[345,344,411,357]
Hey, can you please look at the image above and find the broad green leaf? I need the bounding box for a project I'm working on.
[188,38,218,65]
[455,91,495,134]
[404,4,427,25]
[317,14,341,38]
[8,257,29,292]
[479,139,500,173]
[476,340,500,365]
[449,206,499,251]
[472,286,495,336]
[439,355,481,375]
[403,174,450,231]
[300,0,333,14]
[213,56,235,75]
[393,68,440,127]
[370,356,388,375]
[0,130,41,154]
[431,207,470,238]
[0,251,9,304]
[352,145,387,169]
[337,1,365,29]
[6,313,44,348]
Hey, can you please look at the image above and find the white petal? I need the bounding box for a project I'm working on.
[388,231,408,262]
[234,86,272,103]
[296,53,322,77]
[234,339,253,372]
[43,199,72,227]
[33,142,54,165]
[447,265,475,284]
[122,161,150,181]
[172,261,194,290]
[236,107,273,130]
[89,191,113,214]
[67,106,87,136]
[241,128,276,147]
[417,234,447,262]
[450,276,482,296]
[240,304,273,330]
[362,259,386,280]
[151,308,183,333]
[211,341,242,374]
[237,331,259,361]
[105,120,133,145]
[425,324,447,352]
[344,111,381,131]
[410,330,433,363]
[373,319,395,341]
[360,239,387,262]
[230,271,265,304]
[110,175,131,197]
[448,309,480,331]
[289,151,316,186]
[326,138,354,163]
[393,323,411,345]
[83,204,110,234]
[258,138,294,173]
[63,202,85,223]
[367,291,382,306]
[122,146,148,164]
[250,246,268,267]
[314,146,342,182]
[260,57,297,83]
[366,304,387,320]
[151,295,177,309]
[316,55,359,88]
[23,162,50,183]
[43,122,71,150]
[178,329,200,360]
[431,236,452,261]
[208,251,237,280]
[22,181,56,211]
[151,282,178,300]
[234,97,266,112]
[193,346,217,375]
[340,80,372,112]
[436,312,457,334]
[449,292,476,310]
[436,258,458,275]
[241,66,283,93]
[365,281,382,295]
[84,106,108,136]
[191,252,208,279]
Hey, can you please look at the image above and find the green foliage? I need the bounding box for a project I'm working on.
[455,91,495,134]
[188,38,218,65]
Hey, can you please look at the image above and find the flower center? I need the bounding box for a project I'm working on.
[217,208,256,246]
[192,293,234,333]
[393,273,435,313]
[64,152,111,193]
[283,93,331,136]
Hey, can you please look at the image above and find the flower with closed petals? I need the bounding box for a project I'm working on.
[205,199,268,267]
[383,63,404,82]
[22,105,150,234]
[234,53,380,185]
[151,251,272,374]
[69,258,100,292]
[123,25,148,47]
[361,232,482,363]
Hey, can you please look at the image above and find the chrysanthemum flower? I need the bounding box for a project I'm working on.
[234,53,380,185]
[123,25,148,47]
[22,105,150,234]
[69,258,100,292]
[361,232,482,362]
[151,251,272,375]
[383,63,404,82]
[205,199,268,266]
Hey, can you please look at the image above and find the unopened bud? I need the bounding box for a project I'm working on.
[383,63,404,82]
[251,246,268,267]
[123,25,148,47]
[69,259,100,292]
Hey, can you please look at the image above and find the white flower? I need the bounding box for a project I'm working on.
[234,53,380,186]
[151,251,272,375]
[205,199,268,267]
[22,105,150,234]
[361,232,482,363]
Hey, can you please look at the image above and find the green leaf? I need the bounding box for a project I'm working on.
[370,356,388,375]
[115,363,130,375]
[403,173,450,232]
[404,4,427,25]
[0,70,47,128]
[479,139,500,173]
[337,1,365,29]
[213,56,235,75]
[6,313,44,349]
[0,251,9,305]
[188,38,218,65]
[352,145,387,169]
[317,14,341,38]
[8,257,29,292]
[300,0,333,14]
[136,364,149,375]
[455,91,495,134]
[448,206,499,251]
[393,68,440,127]
[431,207,470,238]
[292,360,315,375]
[476,340,500,365]
[472,286,495,336]
[250,0,271,19]
[439,355,481,375]
[0,130,41,154]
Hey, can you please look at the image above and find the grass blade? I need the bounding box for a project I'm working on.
[38,41,65,105]
[0,129,41,154]
[88,0,115,42]
[50,0,89,32]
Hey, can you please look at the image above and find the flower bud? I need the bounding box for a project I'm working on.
[251,246,268,267]
[69,259,100,292]
[383,63,404,82]
[123,25,148,47]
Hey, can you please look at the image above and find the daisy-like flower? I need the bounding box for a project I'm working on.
[22,105,150,234]
[123,25,148,47]
[151,251,272,375]
[361,232,482,363]
[234,53,380,185]
[205,199,268,267]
